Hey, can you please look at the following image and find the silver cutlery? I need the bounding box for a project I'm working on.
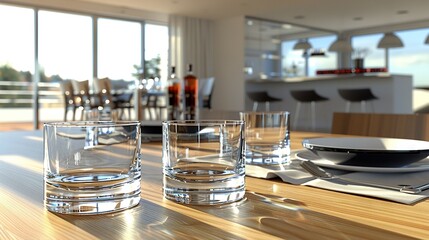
[300,160,429,194]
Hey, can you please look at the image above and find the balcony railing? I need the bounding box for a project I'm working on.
[0,81,62,106]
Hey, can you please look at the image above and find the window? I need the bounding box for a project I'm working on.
[144,23,169,83]
[39,10,92,81]
[282,35,337,77]
[0,4,34,110]
[351,33,384,69]
[0,3,169,128]
[308,35,337,76]
[391,29,429,87]
[98,18,142,80]
[282,41,306,77]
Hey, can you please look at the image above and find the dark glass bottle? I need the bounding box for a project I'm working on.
[184,64,198,117]
[167,66,182,119]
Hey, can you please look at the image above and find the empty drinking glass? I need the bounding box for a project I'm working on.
[240,111,291,165]
[44,121,141,214]
[162,120,245,205]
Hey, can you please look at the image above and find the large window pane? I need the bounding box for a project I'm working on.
[308,35,337,76]
[98,18,141,80]
[0,4,34,125]
[391,29,429,87]
[39,10,92,81]
[144,23,168,89]
[282,35,337,77]
[282,41,306,77]
[352,34,384,69]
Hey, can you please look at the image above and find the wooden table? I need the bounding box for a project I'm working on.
[1,130,428,239]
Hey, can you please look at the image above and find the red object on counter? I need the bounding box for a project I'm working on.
[316,68,388,75]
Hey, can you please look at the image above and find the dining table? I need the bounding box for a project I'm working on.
[0,129,428,239]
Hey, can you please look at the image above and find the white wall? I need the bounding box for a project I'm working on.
[212,16,245,111]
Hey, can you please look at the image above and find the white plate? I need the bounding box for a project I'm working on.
[302,137,429,167]
[295,150,429,173]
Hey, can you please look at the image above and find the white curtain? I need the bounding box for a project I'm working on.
[169,15,214,80]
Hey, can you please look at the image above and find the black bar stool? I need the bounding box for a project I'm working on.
[338,88,378,112]
[247,91,282,111]
[290,90,329,130]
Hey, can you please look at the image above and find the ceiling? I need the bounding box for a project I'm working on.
[76,0,429,32]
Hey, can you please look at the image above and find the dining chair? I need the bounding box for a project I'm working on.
[198,77,215,109]
[331,112,429,140]
[70,80,100,120]
[60,80,81,121]
[94,77,134,120]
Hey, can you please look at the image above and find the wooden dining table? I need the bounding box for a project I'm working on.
[0,130,428,239]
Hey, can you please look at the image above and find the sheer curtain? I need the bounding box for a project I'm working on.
[169,15,214,80]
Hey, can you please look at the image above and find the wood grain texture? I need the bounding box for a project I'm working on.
[332,112,429,140]
[0,130,428,239]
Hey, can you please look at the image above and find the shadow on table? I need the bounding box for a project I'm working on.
[187,191,414,239]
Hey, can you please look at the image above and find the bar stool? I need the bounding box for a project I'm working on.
[247,91,282,111]
[290,90,329,130]
[338,88,378,112]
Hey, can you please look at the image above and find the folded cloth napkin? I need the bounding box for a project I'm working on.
[246,149,429,204]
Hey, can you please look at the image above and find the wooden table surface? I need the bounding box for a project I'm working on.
[1,130,428,239]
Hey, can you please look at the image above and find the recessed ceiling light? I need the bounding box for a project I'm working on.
[294,15,305,20]
[397,10,408,15]
[353,17,363,21]
[282,24,292,29]
[247,20,253,26]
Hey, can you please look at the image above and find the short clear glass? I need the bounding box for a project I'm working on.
[43,121,141,215]
[162,120,245,205]
[240,111,291,165]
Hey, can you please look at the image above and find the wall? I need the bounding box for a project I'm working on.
[212,16,245,111]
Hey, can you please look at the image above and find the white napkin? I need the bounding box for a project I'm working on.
[246,150,429,204]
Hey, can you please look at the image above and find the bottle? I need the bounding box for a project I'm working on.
[167,66,182,119]
[184,64,198,118]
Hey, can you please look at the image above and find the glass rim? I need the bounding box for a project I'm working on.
[162,119,244,126]
[44,121,141,128]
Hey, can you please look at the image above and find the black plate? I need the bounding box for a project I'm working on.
[302,137,429,167]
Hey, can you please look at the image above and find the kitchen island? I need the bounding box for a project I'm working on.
[245,73,413,132]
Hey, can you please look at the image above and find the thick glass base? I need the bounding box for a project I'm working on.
[44,176,141,215]
[163,174,245,205]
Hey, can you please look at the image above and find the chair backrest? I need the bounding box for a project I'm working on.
[199,77,215,108]
[71,80,90,96]
[94,78,113,105]
[60,80,75,105]
[331,112,429,140]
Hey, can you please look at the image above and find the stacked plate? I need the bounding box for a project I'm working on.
[297,137,429,173]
